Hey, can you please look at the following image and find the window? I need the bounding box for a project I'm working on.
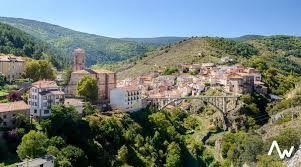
[34,109,37,114]
[3,122,7,126]
[44,110,49,114]
[44,103,47,107]
[3,115,6,119]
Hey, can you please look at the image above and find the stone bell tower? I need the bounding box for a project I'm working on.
[72,48,85,71]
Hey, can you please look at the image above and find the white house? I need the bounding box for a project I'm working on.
[28,80,65,117]
[16,155,55,167]
[110,87,142,112]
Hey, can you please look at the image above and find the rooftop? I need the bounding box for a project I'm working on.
[72,69,114,74]
[32,80,58,88]
[116,86,140,92]
[15,155,55,167]
[0,101,30,113]
[39,90,65,96]
[64,98,84,106]
[0,55,25,62]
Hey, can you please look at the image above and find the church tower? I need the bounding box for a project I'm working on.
[72,48,85,71]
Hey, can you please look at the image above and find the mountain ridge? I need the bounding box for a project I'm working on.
[0,17,186,67]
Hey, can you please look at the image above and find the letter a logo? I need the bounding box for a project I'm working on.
[268,140,295,159]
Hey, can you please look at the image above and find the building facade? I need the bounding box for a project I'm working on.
[110,87,142,112]
[0,55,25,81]
[28,80,65,117]
[225,74,255,95]
[0,101,30,128]
[66,69,117,102]
[72,48,85,71]
[66,48,116,102]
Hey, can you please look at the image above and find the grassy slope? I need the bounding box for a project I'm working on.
[101,36,301,81]
[112,37,234,79]
[121,37,187,45]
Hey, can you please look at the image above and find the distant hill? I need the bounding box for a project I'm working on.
[121,37,187,45]
[0,22,60,65]
[0,17,182,66]
[232,35,265,41]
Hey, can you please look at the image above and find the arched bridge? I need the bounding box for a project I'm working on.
[146,95,241,130]
[147,96,240,113]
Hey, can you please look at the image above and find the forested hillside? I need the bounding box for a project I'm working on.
[0,22,64,68]
[0,17,185,66]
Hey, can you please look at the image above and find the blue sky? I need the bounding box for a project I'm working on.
[0,0,300,38]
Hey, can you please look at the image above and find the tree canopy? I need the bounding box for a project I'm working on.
[77,76,98,103]
[23,59,56,81]
[17,130,49,159]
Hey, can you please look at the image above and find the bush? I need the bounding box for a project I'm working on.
[163,67,178,75]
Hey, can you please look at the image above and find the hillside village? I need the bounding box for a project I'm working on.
[0,47,270,127]
[0,18,301,166]
[0,42,276,164]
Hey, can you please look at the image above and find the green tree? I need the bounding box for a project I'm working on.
[24,60,55,81]
[256,155,284,167]
[166,142,182,167]
[83,102,98,116]
[57,145,88,167]
[77,76,98,102]
[46,105,90,146]
[63,68,72,85]
[17,130,49,159]
[0,73,5,86]
[49,136,65,148]
[117,145,129,164]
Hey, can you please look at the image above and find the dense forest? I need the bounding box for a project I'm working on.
[1,105,212,166]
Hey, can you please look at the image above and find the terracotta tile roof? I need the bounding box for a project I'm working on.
[0,101,29,113]
[64,98,84,106]
[72,69,114,74]
[227,74,243,79]
[91,69,114,74]
[39,90,65,96]
[32,80,58,88]
[72,70,90,74]
[0,56,25,62]
[116,86,140,92]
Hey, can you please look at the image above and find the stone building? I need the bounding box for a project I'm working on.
[0,101,30,128]
[0,55,25,81]
[66,48,117,102]
[72,48,85,71]
[225,74,254,95]
[66,69,116,102]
